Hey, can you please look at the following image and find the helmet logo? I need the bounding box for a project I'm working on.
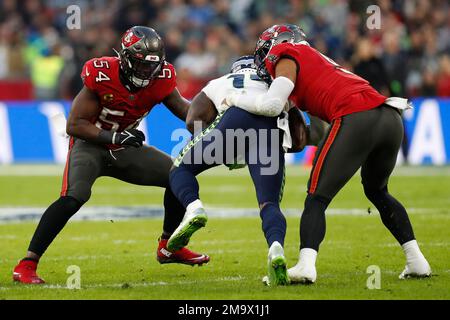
[267,54,279,63]
[122,30,141,47]
[145,55,160,62]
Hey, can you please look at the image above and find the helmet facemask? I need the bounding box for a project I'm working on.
[254,39,274,84]
[120,49,163,88]
[254,24,307,84]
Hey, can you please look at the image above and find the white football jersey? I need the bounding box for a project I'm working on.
[201,70,269,113]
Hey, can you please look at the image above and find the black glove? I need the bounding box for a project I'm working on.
[96,128,145,147]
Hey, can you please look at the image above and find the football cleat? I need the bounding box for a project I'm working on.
[399,258,432,279]
[167,208,208,251]
[13,259,45,284]
[288,262,317,284]
[157,238,210,266]
[264,241,290,286]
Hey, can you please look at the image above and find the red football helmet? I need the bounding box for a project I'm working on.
[254,24,307,83]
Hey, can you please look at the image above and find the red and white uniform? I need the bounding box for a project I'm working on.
[264,42,386,123]
[81,56,177,132]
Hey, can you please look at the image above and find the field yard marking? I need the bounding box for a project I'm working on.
[379,242,450,247]
[0,248,247,264]
[0,165,65,176]
[0,207,446,223]
[92,185,248,195]
[1,165,450,177]
[76,275,247,290]
[3,269,448,292]
[0,234,17,239]
[0,275,248,291]
[0,206,447,224]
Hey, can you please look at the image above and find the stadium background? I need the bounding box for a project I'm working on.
[0,0,449,300]
[0,0,449,165]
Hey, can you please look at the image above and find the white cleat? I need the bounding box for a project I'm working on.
[288,263,317,284]
[399,258,432,279]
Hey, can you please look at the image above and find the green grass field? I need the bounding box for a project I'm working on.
[0,165,449,300]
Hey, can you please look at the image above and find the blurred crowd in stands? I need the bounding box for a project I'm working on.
[0,0,449,100]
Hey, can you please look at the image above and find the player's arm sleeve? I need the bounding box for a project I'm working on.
[227,76,295,117]
[160,64,178,100]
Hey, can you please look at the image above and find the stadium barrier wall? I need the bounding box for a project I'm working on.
[0,98,448,165]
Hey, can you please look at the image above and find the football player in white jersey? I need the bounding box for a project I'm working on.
[165,56,312,285]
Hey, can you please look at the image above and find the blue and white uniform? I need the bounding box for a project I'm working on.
[170,61,287,248]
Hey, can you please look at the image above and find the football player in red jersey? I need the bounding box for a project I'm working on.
[13,26,209,284]
[226,24,431,283]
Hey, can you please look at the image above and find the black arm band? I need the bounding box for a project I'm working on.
[95,129,114,144]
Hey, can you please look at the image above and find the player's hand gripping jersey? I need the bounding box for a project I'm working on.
[81,56,176,133]
[264,42,387,122]
[201,71,271,114]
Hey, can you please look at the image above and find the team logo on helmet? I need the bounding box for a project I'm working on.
[122,30,141,48]
[267,54,279,64]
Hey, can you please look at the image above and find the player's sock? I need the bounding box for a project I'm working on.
[260,202,286,247]
[402,240,425,263]
[399,239,431,278]
[162,187,187,238]
[364,185,415,244]
[288,248,318,283]
[186,199,204,215]
[299,248,317,266]
[169,166,200,209]
[299,194,329,251]
[28,196,82,257]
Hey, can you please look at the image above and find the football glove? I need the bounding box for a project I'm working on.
[113,129,145,147]
[97,128,145,147]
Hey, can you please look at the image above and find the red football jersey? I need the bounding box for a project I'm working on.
[80,56,177,131]
[265,43,386,122]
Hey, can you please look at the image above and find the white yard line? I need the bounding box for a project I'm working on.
[1,164,450,177]
[0,275,247,291]
[0,206,447,224]
[2,269,449,291]
[0,165,65,176]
